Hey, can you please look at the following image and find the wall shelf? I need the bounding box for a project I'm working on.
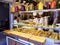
[19,9,60,13]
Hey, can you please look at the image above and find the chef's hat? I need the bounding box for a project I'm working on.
[23,1,26,3]
[33,12,37,16]
[59,1,60,4]
[39,11,43,15]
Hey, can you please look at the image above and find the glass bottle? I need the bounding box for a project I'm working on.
[51,0,56,9]
[21,3,26,11]
[37,1,44,10]
[25,3,29,11]
[10,6,15,13]
[21,1,26,11]
[29,3,34,10]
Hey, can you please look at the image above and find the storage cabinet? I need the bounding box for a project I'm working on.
[8,38,24,45]
[8,38,16,45]
[6,36,34,45]
[16,42,24,45]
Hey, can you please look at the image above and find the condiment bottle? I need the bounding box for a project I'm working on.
[15,6,19,12]
[21,3,26,11]
[25,3,29,11]
[29,3,34,10]
[51,0,56,9]
[37,1,44,10]
[21,1,26,11]
[10,6,15,13]
[47,2,51,9]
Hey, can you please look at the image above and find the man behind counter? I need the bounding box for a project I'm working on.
[13,16,18,28]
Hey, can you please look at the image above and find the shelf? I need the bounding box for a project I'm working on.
[19,9,60,13]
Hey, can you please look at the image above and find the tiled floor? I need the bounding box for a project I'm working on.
[0,32,6,45]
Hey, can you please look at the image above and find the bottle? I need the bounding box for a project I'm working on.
[37,1,44,10]
[21,1,26,11]
[47,2,51,9]
[18,5,21,11]
[10,6,15,13]
[25,3,29,11]
[21,3,26,11]
[29,3,34,10]
[15,6,19,12]
[51,0,56,9]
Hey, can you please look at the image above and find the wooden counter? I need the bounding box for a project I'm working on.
[4,30,46,45]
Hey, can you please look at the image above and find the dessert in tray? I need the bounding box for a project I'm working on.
[13,28,59,40]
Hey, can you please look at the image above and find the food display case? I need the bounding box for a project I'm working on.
[3,0,60,45]
[0,0,60,45]
[6,8,60,45]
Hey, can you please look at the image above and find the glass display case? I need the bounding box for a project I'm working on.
[11,9,60,41]
[7,1,60,45]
